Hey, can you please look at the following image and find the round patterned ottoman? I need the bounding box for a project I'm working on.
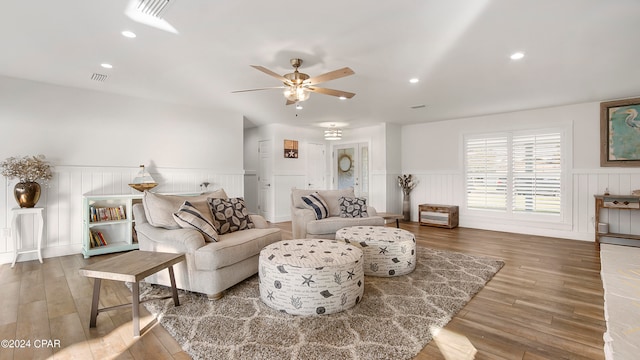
[259,239,364,315]
[335,226,416,277]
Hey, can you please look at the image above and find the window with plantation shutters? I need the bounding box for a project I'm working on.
[465,136,508,211]
[465,130,562,216]
[512,133,561,214]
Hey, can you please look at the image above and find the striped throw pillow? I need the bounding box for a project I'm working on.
[301,192,329,220]
[173,201,219,242]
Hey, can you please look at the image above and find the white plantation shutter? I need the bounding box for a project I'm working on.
[512,133,561,214]
[465,136,508,211]
[465,130,562,216]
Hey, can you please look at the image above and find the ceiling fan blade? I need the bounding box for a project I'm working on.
[250,65,290,84]
[231,86,285,93]
[307,86,356,99]
[286,99,297,106]
[307,67,354,85]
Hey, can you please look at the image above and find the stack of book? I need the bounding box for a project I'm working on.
[89,230,108,247]
[89,205,126,222]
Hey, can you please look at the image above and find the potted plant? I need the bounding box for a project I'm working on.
[1,155,53,208]
[398,174,418,221]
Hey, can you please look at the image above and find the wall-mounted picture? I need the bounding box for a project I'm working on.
[284,139,298,158]
[600,97,640,167]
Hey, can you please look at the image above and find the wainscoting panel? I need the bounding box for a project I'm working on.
[573,170,640,239]
[407,172,464,222]
[274,174,306,222]
[0,166,244,265]
[405,169,640,242]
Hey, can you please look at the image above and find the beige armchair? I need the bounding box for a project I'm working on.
[290,188,384,239]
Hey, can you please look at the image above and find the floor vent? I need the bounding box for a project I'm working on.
[136,0,174,18]
[91,73,108,82]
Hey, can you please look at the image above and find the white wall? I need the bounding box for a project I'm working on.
[401,101,640,241]
[0,76,245,264]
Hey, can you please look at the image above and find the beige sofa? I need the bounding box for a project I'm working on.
[291,188,384,239]
[133,190,281,300]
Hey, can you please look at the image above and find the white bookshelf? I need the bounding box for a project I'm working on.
[82,194,143,258]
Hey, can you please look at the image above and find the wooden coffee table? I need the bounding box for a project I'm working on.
[79,250,185,337]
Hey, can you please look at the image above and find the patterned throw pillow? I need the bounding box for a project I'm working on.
[173,201,219,242]
[339,197,369,218]
[301,192,329,220]
[208,197,254,235]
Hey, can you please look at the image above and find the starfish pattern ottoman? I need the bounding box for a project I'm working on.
[335,226,416,277]
[259,239,364,315]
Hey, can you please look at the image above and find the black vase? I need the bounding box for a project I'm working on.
[14,182,41,208]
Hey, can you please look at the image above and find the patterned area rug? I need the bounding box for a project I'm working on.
[135,247,504,360]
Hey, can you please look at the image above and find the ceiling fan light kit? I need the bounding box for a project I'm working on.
[233,58,355,105]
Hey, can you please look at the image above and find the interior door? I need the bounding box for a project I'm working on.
[258,140,273,221]
[307,143,326,189]
[334,142,369,199]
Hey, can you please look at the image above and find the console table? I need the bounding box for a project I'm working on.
[418,204,459,229]
[594,194,640,249]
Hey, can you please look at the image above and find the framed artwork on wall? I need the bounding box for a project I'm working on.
[284,139,298,158]
[600,97,640,167]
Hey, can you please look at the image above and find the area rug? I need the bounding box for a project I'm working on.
[135,247,504,360]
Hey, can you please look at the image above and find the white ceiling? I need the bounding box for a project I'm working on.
[1,0,639,129]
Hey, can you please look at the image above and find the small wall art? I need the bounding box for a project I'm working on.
[284,139,299,158]
[600,97,640,167]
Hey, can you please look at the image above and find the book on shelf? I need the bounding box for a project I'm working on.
[89,230,108,247]
[89,205,127,222]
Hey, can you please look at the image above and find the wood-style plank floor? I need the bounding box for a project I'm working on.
[0,222,605,359]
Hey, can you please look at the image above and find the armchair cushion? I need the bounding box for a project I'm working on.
[339,196,369,218]
[173,201,218,242]
[301,192,329,220]
[208,197,254,235]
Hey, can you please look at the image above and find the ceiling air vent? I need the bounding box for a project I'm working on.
[136,0,174,18]
[410,104,426,109]
[91,73,108,82]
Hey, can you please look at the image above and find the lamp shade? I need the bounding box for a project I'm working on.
[284,86,310,102]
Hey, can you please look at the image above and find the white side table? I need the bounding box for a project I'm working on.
[11,207,45,268]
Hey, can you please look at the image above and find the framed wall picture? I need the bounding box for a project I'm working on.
[284,139,298,158]
[600,97,640,167]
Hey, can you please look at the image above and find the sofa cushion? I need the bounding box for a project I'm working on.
[142,189,227,229]
[301,192,329,220]
[339,196,369,218]
[173,201,219,242]
[306,216,385,236]
[208,197,254,235]
[194,228,282,271]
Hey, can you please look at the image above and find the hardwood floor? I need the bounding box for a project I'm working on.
[0,222,605,359]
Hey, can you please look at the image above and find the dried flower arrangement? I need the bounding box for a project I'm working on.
[1,155,53,183]
[397,174,417,196]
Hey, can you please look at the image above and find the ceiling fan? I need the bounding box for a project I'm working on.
[232,58,355,105]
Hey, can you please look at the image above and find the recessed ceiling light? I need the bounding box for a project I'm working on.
[121,30,137,38]
[409,78,419,84]
[510,52,525,60]
[295,104,303,110]
[339,96,347,100]
[100,63,113,69]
